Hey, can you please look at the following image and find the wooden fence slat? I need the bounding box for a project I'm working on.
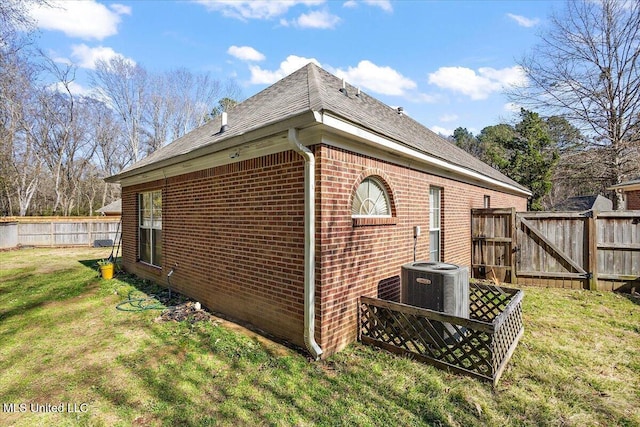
[519,217,587,274]
[1,217,121,248]
[472,209,639,291]
[517,271,586,279]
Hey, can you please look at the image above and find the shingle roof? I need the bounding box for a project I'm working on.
[551,195,612,212]
[96,198,121,214]
[112,63,528,193]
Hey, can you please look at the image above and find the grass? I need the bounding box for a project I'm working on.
[0,247,639,426]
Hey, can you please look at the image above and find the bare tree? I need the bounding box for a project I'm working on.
[511,0,640,209]
[93,57,148,166]
[29,58,107,216]
[144,72,174,154]
[2,1,243,216]
[0,43,44,216]
[0,0,47,49]
[85,97,125,208]
[143,68,243,153]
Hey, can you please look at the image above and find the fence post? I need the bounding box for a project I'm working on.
[510,207,517,285]
[587,211,598,291]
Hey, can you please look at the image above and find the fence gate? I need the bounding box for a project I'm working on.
[515,212,594,289]
[472,209,639,291]
[471,208,516,284]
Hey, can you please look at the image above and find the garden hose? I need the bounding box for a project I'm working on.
[115,267,178,312]
[115,290,164,311]
[115,290,176,312]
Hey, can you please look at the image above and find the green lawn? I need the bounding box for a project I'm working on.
[0,248,638,426]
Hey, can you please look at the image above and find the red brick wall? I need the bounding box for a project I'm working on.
[121,151,308,348]
[121,144,528,358]
[316,145,527,356]
[626,190,640,209]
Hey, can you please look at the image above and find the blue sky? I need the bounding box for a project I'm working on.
[27,0,560,136]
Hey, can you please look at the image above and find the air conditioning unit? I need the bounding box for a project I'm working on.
[401,261,469,342]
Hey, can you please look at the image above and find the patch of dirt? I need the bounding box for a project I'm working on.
[158,298,300,357]
[155,301,218,323]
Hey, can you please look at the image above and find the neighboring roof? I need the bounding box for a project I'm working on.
[608,178,640,191]
[109,63,528,194]
[552,195,612,212]
[96,198,122,214]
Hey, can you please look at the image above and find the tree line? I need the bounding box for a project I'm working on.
[0,1,241,216]
[450,108,630,210]
[1,0,638,215]
[453,0,639,210]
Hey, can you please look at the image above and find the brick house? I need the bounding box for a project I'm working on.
[608,179,640,210]
[106,64,530,359]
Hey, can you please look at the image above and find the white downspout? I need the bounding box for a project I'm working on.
[287,128,323,360]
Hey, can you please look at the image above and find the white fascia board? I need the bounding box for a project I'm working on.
[112,112,318,186]
[609,182,640,192]
[118,137,291,187]
[320,113,532,197]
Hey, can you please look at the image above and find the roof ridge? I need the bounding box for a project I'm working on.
[306,62,324,111]
[109,62,529,194]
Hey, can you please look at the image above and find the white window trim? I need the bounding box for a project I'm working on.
[429,186,441,262]
[351,177,392,218]
[139,190,162,267]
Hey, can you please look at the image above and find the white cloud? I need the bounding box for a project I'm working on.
[70,44,135,69]
[51,53,72,66]
[342,0,392,12]
[431,126,454,137]
[504,102,521,113]
[249,55,321,84]
[28,0,130,40]
[428,65,527,100]
[334,60,416,96]
[293,10,341,29]
[363,0,392,12]
[507,13,539,28]
[439,114,459,123]
[195,0,324,20]
[228,45,266,62]
[410,93,439,103]
[49,81,93,97]
[110,4,132,15]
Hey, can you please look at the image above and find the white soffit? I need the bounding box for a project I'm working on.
[118,136,291,186]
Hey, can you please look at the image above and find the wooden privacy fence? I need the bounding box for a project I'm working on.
[0,217,121,249]
[359,282,524,385]
[472,209,640,291]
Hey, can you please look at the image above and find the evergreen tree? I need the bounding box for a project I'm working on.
[510,110,559,210]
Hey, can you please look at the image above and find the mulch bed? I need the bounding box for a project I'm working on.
[155,301,219,324]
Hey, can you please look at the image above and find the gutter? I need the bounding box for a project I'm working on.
[287,128,323,360]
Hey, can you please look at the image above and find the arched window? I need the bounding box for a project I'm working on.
[352,177,392,217]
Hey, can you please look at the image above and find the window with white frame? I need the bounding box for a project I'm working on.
[429,186,441,262]
[139,190,162,266]
[352,177,391,217]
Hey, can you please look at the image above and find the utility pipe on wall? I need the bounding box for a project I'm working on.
[287,128,323,360]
